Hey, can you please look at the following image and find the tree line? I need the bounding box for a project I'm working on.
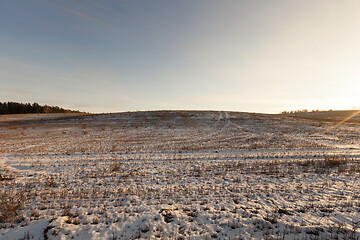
[281,109,333,114]
[0,102,80,114]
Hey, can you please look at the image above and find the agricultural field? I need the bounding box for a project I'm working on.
[1,110,360,239]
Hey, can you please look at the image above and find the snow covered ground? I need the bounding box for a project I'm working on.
[1,110,360,239]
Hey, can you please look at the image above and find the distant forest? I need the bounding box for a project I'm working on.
[0,102,80,114]
[281,109,333,114]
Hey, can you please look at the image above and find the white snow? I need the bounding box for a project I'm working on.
[0,111,359,239]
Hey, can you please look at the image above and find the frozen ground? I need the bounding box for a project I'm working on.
[0,113,85,123]
[1,110,360,239]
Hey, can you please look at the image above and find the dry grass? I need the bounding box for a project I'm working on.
[287,110,360,124]
[0,187,24,224]
[1,111,360,239]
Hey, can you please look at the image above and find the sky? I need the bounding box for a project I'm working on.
[1,0,360,113]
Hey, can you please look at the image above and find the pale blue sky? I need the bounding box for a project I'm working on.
[1,1,360,113]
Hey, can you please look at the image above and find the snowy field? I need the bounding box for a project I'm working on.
[1,110,360,239]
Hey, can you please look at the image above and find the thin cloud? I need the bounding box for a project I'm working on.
[2,88,32,95]
[44,0,119,32]
[0,57,41,71]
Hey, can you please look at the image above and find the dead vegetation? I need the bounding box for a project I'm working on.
[1,111,360,239]
[0,187,24,224]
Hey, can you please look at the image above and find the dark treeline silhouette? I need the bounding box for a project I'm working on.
[0,102,80,114]
[281,109,333,114]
